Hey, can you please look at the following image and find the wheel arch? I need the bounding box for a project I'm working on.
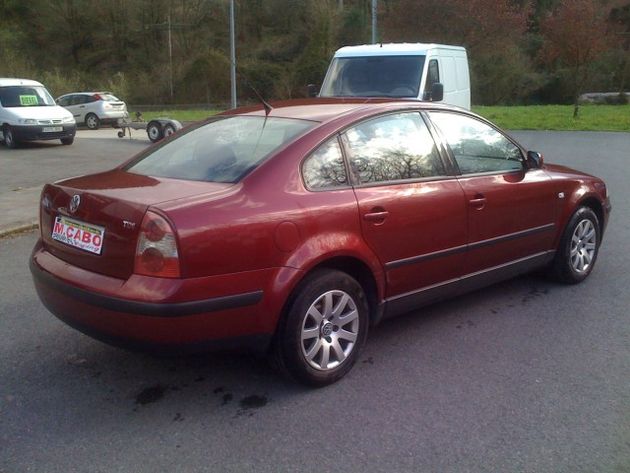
[577,195,605,235]
[309,256,381,325]
[274,254,384,342]
[556,189,606,249]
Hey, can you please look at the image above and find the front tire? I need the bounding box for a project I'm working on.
[3,125,18,149]
[60,137,74,145]
[272,270,369,386]
[550,207,601,284]
[85,113,100,130]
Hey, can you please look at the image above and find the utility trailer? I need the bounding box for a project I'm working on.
[115,112,183,143]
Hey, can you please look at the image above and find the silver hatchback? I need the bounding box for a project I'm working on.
[56,92,128,129]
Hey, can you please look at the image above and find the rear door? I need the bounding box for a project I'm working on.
[341,111,468,299]
[428,111,557,274]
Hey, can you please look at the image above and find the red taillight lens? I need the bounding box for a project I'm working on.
[134,211,180,278]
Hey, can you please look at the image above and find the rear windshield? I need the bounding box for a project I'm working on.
[0,86,56,107]
[100,94,121,102]
[320,55,425,98]
[125,116,316,183]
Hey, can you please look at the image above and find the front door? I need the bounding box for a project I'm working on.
[428,111,558,274]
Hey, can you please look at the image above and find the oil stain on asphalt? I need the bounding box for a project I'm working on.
[135,384,166,405]
[239,395,268,409]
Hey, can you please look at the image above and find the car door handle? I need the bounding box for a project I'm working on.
[469,194,486,209]
[364,210,389,223]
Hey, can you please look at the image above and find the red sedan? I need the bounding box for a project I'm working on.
[30,99,611,386]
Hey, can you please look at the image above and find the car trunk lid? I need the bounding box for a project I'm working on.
[40,170,231,279]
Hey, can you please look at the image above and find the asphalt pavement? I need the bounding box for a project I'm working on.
[0,127,149,236]
[0,130,629,472]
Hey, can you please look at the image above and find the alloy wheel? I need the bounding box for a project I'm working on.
[570,219,597,273]
[300,290,359,371]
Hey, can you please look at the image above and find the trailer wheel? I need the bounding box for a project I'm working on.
[163,123,176,138]
[146,121,163,142]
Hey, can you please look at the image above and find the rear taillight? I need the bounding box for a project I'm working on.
[134,210,180,278]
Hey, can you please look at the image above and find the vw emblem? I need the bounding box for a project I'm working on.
[69,194,81,214]
[321,322,333,337]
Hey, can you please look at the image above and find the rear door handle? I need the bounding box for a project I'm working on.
[364,211,389,223]
[469,194,486,209]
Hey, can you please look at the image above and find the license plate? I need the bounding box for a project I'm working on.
[52,216,105,255]
[43,126,63,132]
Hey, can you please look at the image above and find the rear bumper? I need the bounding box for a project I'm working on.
[29,243,290,354]
[96,110,128,124]
[12,124,76,142]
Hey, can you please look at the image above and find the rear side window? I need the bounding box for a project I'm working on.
[429,112,523,174]
[126,116,316,183]
[70,95,86,105]
[302,138,348,190]
[341,112,445,185]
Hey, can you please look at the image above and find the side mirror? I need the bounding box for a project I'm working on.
[526,151,544,169]
[307,84,319,98]
[430,82,444,102]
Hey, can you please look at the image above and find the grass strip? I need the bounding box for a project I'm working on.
[130,109,221,123]
[473,105,630,132]
[132,104,630,132]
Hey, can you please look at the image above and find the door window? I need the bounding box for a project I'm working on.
[429,112,523,174]
[69,95,85,106]
[302,137,348,190]
[341,112,445,185]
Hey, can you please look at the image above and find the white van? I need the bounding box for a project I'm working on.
[318,43,471,109]
[0,78,76,148]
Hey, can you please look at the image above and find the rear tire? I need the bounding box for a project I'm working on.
[271,270,369,387]
[85,113,100,130]
[163,123,176,138]
[550,207,600,284]
[3,125,18,149]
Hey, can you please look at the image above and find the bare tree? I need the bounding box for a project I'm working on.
[540,0,610,117]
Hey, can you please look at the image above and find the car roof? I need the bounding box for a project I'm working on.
[222,98,464,124]
[334,43,466,57]
[0,78,45,88]
[57,91,114,97]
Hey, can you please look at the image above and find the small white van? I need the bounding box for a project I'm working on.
[0,78,76,148]
[318,43,471,109]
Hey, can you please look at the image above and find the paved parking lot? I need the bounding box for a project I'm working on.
[0,130,628,472]
[0,128,149,235]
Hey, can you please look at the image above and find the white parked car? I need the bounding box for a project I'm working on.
[56,92,128,129]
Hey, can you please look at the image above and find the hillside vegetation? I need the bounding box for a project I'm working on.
[1,0,629,110]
